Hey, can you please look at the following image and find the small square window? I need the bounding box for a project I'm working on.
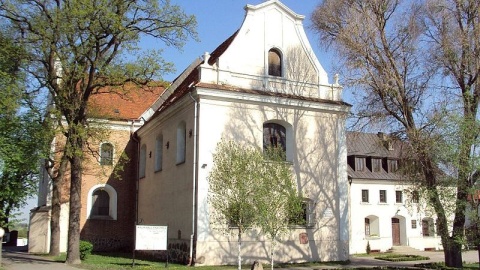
[379,190,386,203]
[411,220,417,229]
[362,189,369,203]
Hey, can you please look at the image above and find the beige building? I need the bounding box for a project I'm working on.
[136,0,350,265]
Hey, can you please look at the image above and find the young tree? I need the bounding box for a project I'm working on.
[209,141,304,270]
[208,140,262,270]
[312,0,480,267]
[256,147,302,270]
[0,0,197,264]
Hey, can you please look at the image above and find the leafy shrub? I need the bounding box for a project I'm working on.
[79,240,93,260]
[366,241,371,254]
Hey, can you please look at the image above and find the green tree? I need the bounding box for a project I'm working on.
[256,147,302,270]
[312,0,480,267]
[0,31,48,229]
[208,141,303,270]
[0,0,197,264]
[208,140,262,270]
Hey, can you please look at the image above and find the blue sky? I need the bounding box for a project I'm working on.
[15,1,340,223]
[160,0,337,83]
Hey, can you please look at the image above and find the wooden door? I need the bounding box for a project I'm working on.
[392,218,401,246]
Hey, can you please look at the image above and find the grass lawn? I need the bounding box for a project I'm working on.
[374,254,430,262]
[51,253,246,270]
[45,252,477,270]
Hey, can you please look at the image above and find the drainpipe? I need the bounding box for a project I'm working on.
[130,121,141,254]
[130,120,141,225]
[188,92,199,266]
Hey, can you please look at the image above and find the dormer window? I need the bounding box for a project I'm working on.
[355,157,366,171]
[383,158,398,173]
[388,159,398,172]
[371,158,381,172]
[268,48,282,77]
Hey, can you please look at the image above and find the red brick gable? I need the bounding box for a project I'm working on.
[88,83,166,120]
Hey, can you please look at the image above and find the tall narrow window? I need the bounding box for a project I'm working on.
[379,190,387,203]
[263,123,286,160]
[422,220,430,236]
[155,135,163,171]
[100,142,113,165]
[176,121,186,164]
[268,48,282,77]
[91,189,109,216]
[395,190,403,203]
[365,218,371,236]
[139,144,146,178]
[362,189,369,203]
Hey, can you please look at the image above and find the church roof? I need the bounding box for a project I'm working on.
[88,83,166,121]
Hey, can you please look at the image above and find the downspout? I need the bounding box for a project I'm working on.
[130,120,141,234]
[188,92,199,266]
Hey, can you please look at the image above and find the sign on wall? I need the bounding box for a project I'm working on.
[135,225,168,250]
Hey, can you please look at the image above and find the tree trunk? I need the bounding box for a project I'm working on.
[237,229,242,270]
[49,183,61,256]
[65,154,82,264]
[444,240,463,268]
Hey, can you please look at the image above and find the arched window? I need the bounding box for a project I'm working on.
[92,190,109,216]
[100,142,113,165]
[268,48,282,77]
[139,144,146,178]
[87,184,117,220]
[176,121,186,164]
[263,122,286,160]
[155,135,163,171]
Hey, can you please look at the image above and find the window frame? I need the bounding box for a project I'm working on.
[395,190,403,203]
[379,190,387,203]
[361,189,369,203]
[355,157,366,171]
[388,159,398,172]
[372,158,381,172]
[289,198,315,227]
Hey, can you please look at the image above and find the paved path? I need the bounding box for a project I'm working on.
[1,245,479,269]
[1,246,80,270]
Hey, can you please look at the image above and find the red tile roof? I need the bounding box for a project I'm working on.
[88,83,166,121]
